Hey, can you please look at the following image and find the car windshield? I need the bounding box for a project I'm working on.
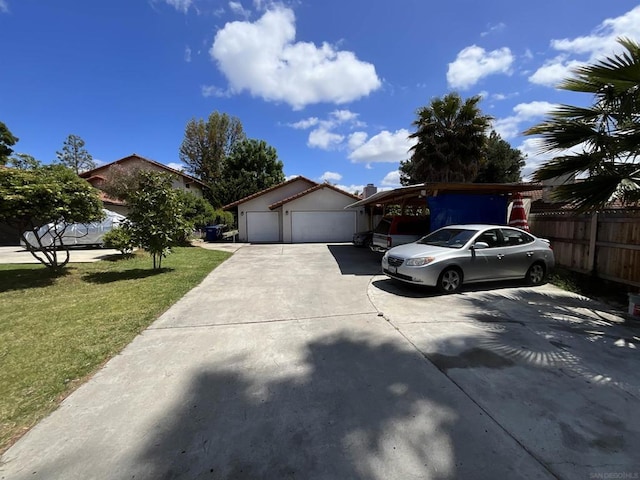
[417,228,478,249]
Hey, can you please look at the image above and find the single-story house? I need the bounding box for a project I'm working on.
[80,154,207,215]
[223,177,369,243]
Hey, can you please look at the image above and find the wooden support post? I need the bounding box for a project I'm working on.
[588,212,598,273]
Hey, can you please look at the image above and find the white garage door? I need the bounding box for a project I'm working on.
[247,212,280,242]
[291,211,356,243]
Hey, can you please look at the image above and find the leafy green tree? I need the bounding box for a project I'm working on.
[525,37,640,211]
[0,121,19,166]
[179,112,245,206]
[400,93,492,185]
[175,190,217,228]
[56,134,96,174]
[0,165,104,271]
[475,131,525,183]
[7,153,41,170]
[124,171,191,269]
[217,138,285,205]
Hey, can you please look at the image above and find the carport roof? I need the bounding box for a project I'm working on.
[269,183,359,210]
[345,182,543,209]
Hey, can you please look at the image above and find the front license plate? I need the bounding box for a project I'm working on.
[389,266,397,274]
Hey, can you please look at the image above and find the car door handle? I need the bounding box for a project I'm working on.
[496,254,504,259]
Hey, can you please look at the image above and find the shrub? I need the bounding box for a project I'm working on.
[103,227,135,256]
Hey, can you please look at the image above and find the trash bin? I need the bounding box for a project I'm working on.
[204,225,222,242]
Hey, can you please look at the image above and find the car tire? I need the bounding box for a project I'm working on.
[437,267,462,294]
[525,262,546,285]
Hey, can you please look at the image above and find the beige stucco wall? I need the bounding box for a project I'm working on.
[236,179,315,242]
[279,187,369,242]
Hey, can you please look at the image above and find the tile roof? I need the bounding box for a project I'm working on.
[222,176,318,209]
[80,154,207,188]
[269,182,360,210]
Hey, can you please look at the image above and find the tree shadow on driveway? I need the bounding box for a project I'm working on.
[129,335,546,480]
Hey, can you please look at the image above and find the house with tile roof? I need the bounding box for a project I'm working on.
[79,154,207,215]
[223,177,368,243]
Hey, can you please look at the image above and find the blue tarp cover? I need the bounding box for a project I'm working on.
[428,194,507,231]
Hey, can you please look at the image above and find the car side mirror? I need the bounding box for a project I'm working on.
[472,241,489,250]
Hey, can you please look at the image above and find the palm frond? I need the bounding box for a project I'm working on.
[533,153,597,181]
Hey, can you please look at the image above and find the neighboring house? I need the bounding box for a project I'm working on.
[223,177,369,243]
[80,154,207,215]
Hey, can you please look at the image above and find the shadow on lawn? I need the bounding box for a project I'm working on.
[81,268,173,284]
[0,267,69,292]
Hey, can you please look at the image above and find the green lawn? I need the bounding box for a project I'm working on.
[0,246,230,453]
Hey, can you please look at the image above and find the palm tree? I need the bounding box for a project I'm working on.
[400,93,492,185]
[525,37,640,211]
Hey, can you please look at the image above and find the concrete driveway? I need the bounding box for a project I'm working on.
[1,244,639,479]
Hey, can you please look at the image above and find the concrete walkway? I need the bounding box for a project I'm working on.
[1,244,638,479]
[0,246,120,264]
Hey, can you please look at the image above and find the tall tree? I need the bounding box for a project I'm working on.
[216,139,285,205]
[179,111,245,206]
[7,153,41,170]
[56,134,96,174]
[475,131,525,183]
[0,121,19,166]
[0,165,103,271]
[525,37,640,211]
[400,93,492,185]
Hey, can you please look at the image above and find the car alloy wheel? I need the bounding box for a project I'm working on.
[438,268,462,294]
[526,263,546,285]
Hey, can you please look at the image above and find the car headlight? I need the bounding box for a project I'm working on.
[405,256,435,266]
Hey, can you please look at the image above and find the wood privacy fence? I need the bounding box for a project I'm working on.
[528,210,640,288]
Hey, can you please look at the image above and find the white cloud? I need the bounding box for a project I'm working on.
[163,0,191,13]
[0,0,8,13]
[210,7,381,109]
[285,174,300,181]
[320,171,342,182]
[528,56,583,87]
[184,46,192,63]
[331,109,358,123]
[493,101,556,140]
[348,129,416,164]
[348,132,368,150]
[381,170,401,187]
[447,45,514,89]
[289,117,319,129]
[480,22,506,37]
[517,138,588,180]
[201,85,230,97]
[530,6,640,88]
[308,127,344,150]
[229,1,250,18]
[166,162,185,172]
[335,184,365,195]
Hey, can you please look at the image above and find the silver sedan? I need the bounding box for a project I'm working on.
[381,224,555,293]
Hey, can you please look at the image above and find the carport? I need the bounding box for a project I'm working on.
[346,182,543,230]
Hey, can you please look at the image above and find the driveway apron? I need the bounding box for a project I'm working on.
[2,244,635,479]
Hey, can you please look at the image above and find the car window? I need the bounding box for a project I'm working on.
[476,229,501,248]
[417,228,477,249]
[500,228,534,246]
[396,219,428,235]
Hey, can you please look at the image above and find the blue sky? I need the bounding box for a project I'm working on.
[2,1,640,193]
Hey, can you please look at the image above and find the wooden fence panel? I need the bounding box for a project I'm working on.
[529,211,640,287]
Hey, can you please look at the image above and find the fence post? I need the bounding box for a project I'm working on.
[588,212,598,273]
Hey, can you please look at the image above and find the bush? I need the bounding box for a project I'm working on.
[103,227,135,256]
